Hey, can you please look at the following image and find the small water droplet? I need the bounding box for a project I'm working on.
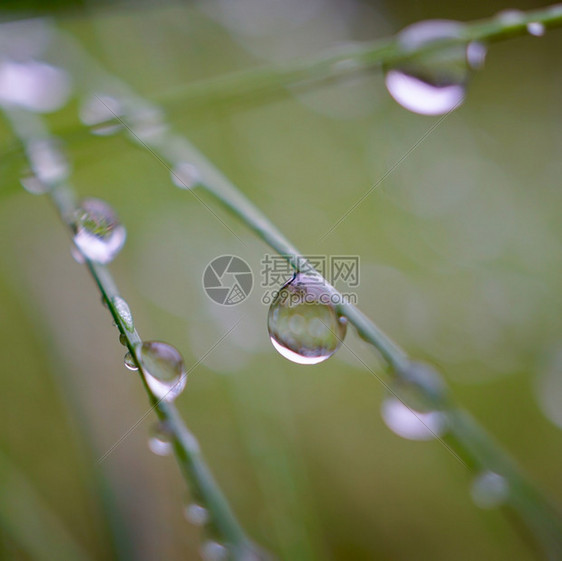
[73,198,126,264]
[268,272,347,364]
[124,351,138,371]
[184,503,209,526]
[79,94,124,135]
[148,423,173,456]
[171,162,200,190]
[138,341,187,401]
[527,22,545,37]
[70,245,85,264]
[27,138,69,185]
[384,20,484,115]
[20,173,49,195]
[200,541,228,561]
[0,60,71,113]
[381,396,446,440]
[129,105,168,144]
[119,333,128,346]
[471,471,509,509]
[112,296,134,332]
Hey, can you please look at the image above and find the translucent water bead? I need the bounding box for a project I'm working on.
[148,423,173,456]
[384,20,486,115]
[137,341,187,401]
[73,198,126,264]
[268,272,347,364]
[471,471,509,509]
[79,94,124,136]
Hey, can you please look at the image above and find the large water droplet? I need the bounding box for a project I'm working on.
[381,396,446,440]
[138,341,187,401]
[112,296,134,332]
[79,94,123,136]
[184,503,209,526]
[200,541,228,561]
[268,272,347,364]
[73,198,126,264]
[471,471,509,509]
[384,20,484,115]
[171,162,200,190]
[124,352,138,371]
[148,423,173,456]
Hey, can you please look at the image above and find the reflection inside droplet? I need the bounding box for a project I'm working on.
[124,351,138,371]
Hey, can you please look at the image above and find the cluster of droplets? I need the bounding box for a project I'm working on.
[267,271,347,364]
[383,20,486,116]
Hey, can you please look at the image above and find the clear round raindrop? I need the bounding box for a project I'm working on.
[73,198,126,264]
[124,352,138,371]
[471,471,509,509]
[137,341,187,401]
[184,503,209,526]
[148,423,173,456]
[171,162,200,190]
[200,541,228,561]
[112,296,134,332]
[384,20,485,115]
[268,272,347,365]
[119,333,128,347]
[381,396,446,441]
[79,94,123,135]
[527,22,546,37]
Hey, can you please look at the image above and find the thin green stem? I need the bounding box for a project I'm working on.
[2,107,258,560]
[154,5,562,110]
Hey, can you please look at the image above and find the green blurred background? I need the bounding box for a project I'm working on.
[1,1,562,559]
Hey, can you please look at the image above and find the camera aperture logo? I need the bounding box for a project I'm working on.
[203,255,253,305]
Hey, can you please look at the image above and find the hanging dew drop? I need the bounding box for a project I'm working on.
[79,94,124,136]
[268,272,347,365]
[112,296,134,332]
[124,351,138,371]
[527,22,545,37]
[20,173,49,195]
[171,162,200,190]
[471,471,509,509]
[137,341,187,401]
[148,423,173,456]
[73,198,126,264]
[184,503,209,526]
[381,396,446,441]
[200,541,228,561]
[384,20,485,115]
[119,333,128,346]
